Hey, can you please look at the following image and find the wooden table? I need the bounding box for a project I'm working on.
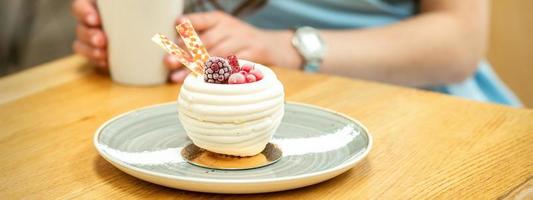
[1,55,532,199]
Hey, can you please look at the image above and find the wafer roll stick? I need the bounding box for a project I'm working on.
[151,33,203,76]
[176,19,210,72]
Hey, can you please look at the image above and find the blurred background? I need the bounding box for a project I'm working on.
[0,0,531,107]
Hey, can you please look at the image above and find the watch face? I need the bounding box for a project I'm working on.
[301,33,322,53]
[297,28,324,59]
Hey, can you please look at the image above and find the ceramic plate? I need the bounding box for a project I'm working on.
[94,102,372,194]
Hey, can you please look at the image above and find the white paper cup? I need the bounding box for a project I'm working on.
[97,0,183,86]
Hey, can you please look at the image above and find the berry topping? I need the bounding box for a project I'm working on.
[249,69,264,81]
[241,64,254,73]
[245,74,257,83]
[226,55,240,73]
[204,57,232,84]
[228,73,246,84]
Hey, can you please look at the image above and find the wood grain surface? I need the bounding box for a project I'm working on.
[0,55,532,199]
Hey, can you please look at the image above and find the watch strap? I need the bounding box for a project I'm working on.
[304,59,321,73]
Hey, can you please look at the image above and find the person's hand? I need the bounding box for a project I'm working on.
[72,0,108,69]
[164,11,302,83]
[164,54,190,83]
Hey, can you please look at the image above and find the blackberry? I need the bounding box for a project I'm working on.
[203,57,232,84]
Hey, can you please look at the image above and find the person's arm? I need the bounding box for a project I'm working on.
[271,0,489,87]
[72,0,488,85]
[183,0,488,86]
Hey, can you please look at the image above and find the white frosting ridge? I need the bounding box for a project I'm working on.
[177,62,285,156]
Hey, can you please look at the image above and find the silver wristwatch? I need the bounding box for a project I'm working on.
[291,26,326,73]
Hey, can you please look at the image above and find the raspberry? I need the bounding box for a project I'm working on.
[228,73,246,84]
[241,64,254,73]
[249,69,264,81]
[245,74,257,83]
[204,57,232,84]
[226,55,240,73]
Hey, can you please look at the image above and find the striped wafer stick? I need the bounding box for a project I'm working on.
[151,33,203,76]
[176,19,210,71]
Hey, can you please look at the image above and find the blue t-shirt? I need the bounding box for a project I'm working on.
[244,0,522,107]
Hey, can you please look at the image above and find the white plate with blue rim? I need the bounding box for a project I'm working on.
[94,102,372,194]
